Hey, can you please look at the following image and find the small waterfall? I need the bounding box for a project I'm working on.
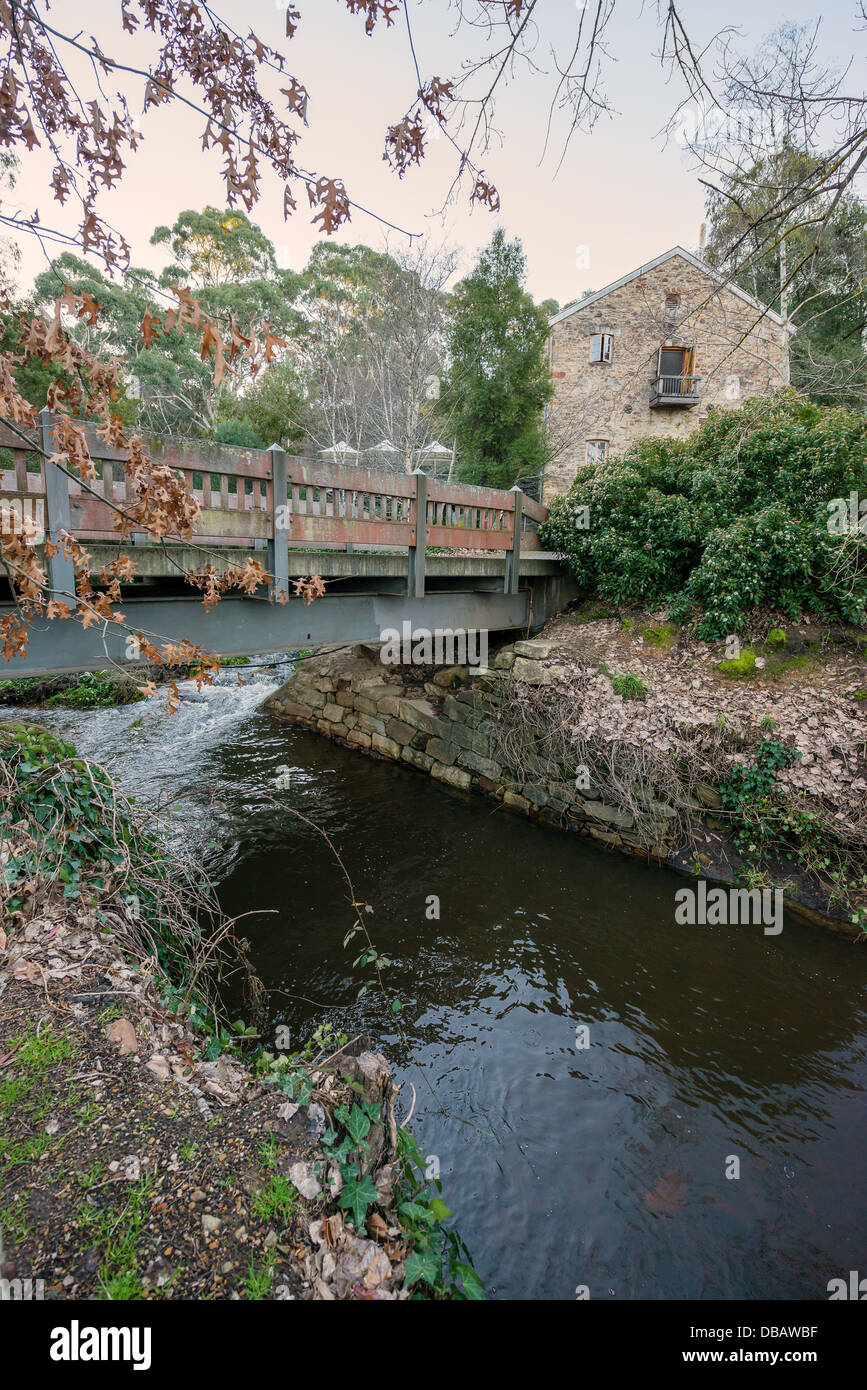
[0,652,296,817]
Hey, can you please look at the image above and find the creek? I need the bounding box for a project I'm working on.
[11,662,866,1300]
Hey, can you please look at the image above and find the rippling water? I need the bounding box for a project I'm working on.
[10,673,866,1300]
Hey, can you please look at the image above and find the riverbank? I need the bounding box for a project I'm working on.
[262,612,867,938]
[0,725,480,1301]
[0,657,254,712]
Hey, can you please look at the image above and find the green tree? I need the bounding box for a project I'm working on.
[213,359,310,451]
[31,211,304,437]
[150,206,278,287]
[703,146,867,409]
[152,207,303,341]
[33,252,212,436]
[439,230,552,488]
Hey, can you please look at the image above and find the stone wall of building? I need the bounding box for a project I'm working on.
[545,254,788,498]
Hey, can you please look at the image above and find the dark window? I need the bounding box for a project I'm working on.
[659,347,687,376]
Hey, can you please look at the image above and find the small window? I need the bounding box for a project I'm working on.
[590,333,612,363]
[586,440,607,464]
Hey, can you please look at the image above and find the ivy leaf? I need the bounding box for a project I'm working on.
[337,1174,378,1229]
[344,1105,371,1146]
[399,1200,435,1226]
[429,1197,451,1223]
[456,1262,485,1300]
[404,1247,442,1289]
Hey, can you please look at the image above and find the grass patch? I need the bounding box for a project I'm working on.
[0,1026,76,1178]
[641,623,677,648]
[569,600,616,625]
[610,671,648,701]
[45,671,146,710]
[252,1173,298,1228]
[0,677,37,702]
[0,1198,33,1244]
[764,652,818,680]
[241,1253,276,1300]
[88,1177,155,1300]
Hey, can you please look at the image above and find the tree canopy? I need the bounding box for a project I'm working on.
[438,230,551,489]
[703,145,867,409]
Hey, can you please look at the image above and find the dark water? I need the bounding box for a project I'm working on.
[17,682,867,1300]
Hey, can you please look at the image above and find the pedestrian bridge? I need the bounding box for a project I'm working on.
[0,414,575,676]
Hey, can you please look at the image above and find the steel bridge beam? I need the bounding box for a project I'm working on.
[0,589,536,678]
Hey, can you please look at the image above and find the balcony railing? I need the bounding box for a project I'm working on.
[650,374,701,406]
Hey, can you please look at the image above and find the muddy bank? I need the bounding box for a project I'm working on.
[0,962,406,1300]
[262,623,867,938]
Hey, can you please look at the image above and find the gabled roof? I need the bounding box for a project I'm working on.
[549,245,786,329]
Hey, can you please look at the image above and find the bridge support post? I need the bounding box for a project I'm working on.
[268,443,289,602]
[408,468,427,599]
[505,485,523,595]
[40,407,76,606]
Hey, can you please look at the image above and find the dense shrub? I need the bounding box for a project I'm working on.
[540,392,867,637]
[212,415,265,449]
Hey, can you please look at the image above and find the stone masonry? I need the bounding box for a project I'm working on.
[260,642,858,936]
[261,642,681,856]
[545,248,788,498]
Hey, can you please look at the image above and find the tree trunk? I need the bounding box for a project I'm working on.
[779,231,791,385]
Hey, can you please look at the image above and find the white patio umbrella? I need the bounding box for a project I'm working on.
[320,441,359,456]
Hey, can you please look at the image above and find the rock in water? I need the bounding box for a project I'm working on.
[644,1169,688,1215]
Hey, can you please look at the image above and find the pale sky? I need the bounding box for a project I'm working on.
[5,0,866,304]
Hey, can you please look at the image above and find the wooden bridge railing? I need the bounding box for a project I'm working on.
[0,412,548,599]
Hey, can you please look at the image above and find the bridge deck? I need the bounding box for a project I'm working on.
[0,416,572,678]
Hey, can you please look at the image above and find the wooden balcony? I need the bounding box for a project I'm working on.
[650,374,701,407]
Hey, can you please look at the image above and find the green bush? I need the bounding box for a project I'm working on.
[45,670,145,710]
[540,392,867,638]
[0,726,200,978]
[213,415,266,450]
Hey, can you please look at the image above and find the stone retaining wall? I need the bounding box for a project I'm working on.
[262,641,856,937]
[262,640,687,857]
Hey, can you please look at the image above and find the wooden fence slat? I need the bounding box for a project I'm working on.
[15,421,547,554]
